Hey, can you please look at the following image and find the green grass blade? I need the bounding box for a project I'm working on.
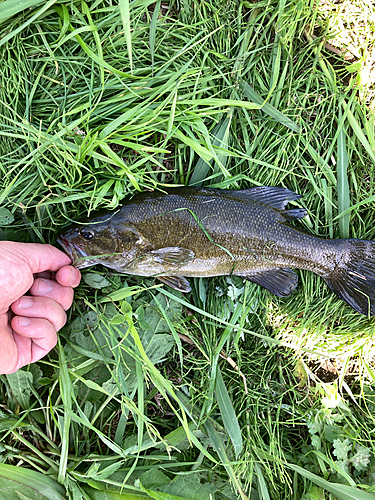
[189,116,231,186]
[321,178,333,238]
[0,463,66,500]
[149,0,161,74]
[0,0,57,46]
[239,79,300,133]
[269,34,281,95]
[287,464,375,500]
[57,339,72,484]
[0,0,46,21]
[215,366,243,459]
[341,99,375,164]
[159,289,332,358]
[174,128,213,163]
[85,488,150,500]
[81,0,104,85]
[254,463,271,500]
[204,420,249,500]
[119,0,133,75]
[152,292,183,371]
[337,107,350,238]
[331,193,375,222]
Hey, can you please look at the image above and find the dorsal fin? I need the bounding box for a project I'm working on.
[282,208,308,221]
[236,186,301,210]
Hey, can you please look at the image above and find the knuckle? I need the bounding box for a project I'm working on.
[45,327,58,350]
[62,287,74,310]
[58,311,67,331]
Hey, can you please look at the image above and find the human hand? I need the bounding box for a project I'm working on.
[0,242,81,374]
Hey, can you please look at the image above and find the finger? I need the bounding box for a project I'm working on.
[12,243,72,274]
[35,271,56,281]
[11,296,67,332]
[29,278,74,311]
[55,266,81,288]
[11,317,57,368]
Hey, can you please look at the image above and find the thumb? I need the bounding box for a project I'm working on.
[5,242,72,274]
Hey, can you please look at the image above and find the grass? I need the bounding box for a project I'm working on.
[1,0,375,499]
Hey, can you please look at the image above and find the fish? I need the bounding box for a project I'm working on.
[57,186,375,316]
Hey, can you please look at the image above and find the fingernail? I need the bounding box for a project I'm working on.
[37,279,53,294]
[67,268,74,285]
[18,317,31,326]
[68,268,79,286]
[18,297,34,309]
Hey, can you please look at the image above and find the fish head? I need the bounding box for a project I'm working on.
[57,213,146,271]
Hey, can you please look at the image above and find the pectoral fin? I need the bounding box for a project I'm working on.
[151,247,195,265]
[157,275,191,293]
[236,268,298,296]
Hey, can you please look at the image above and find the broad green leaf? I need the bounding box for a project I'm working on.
[83,273,110,289]
[138,469,169,489]
[0,208,14,226]
[145,334,175,364]
[151,292,183,369]
[139,472,217,500]
[0,418,31,431]
[6,371,33,410]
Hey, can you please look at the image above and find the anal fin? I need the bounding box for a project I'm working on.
[157,275,191,293]
[236,268,298,297]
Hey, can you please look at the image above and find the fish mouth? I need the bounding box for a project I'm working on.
[57,236,96,270]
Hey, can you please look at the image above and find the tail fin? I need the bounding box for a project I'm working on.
[324,240,375,316]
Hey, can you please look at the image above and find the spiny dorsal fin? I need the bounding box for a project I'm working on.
[236,186,301,210]
[236,268,298,296]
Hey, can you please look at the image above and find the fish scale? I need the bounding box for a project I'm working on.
[122,189,336,276]
[58,186,375,316]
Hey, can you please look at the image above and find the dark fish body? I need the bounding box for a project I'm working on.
[58,187,375,316]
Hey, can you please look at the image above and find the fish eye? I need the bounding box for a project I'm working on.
[80,229,94,241]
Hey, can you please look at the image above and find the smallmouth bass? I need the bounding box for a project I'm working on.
[58,186,375,316]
